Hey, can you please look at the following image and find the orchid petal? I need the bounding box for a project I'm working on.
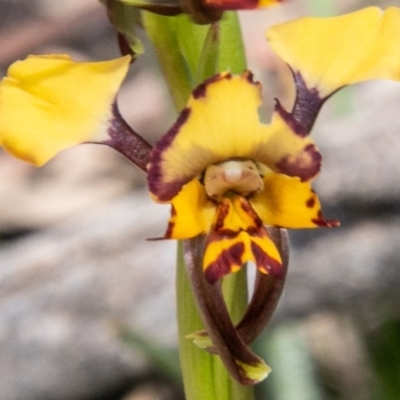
[147,71,321,202]
[0,54,130,165]
[162,179,215,239]
[203,197,283,283]
[267,7,400,98]
[252,111,322,181]
[251,173,339,228]
[147,71,263,201]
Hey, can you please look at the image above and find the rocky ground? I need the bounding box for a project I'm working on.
[1,1,400,399]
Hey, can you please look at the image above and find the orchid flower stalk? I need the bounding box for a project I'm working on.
[1,4,400,400]
[143,11,262,398]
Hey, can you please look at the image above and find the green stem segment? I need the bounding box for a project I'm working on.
[143,10,253,400]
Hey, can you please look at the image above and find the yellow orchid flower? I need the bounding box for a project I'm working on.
[1,5,400,386]
[1,7,400,288]
[148,6,400,284]
[147,71,337,283]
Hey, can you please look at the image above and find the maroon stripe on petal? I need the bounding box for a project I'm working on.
[236,228,289,345]
[162,205,177,238]
[312,211,340,227]
[239,197,263,230]
[147,107,191,202]
[204,242,245,284]
[251,241,283,280]
[213,200,231,231]
[192,73,232,99]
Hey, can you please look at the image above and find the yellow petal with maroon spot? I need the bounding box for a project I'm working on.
[267,7,400,97]
[250,173,339,228]
[252,111,321,181]
[203,197,282,283]
[147,71,322,202]
[0,54,130,165]
[148,71,264,202]
[162,179,215,239]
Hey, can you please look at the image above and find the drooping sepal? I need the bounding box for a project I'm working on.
[184,237,271,385]
[188,227,289,350]
[235,227,289,344]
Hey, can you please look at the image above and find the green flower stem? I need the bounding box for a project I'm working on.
[142,11,247,109]
[217,12,247,73]
[141,13,195,110]
[143,11,253,399]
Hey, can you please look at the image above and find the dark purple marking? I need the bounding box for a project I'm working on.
[133,4,181,16]
[147,107,192,201]
[239,199,263,230]
[192,73,232,99]
[102,103,152,171]
[275,143,322,181]
[204,242,245,284]
[117,33,135,58]
[275,70,325,137]
[213,201,230,231]
[208,228,242,240]
[163,205,177,238]
[244,70,257,84]
[208,198,263,239]
[312,211,340,228]
[306,196,316,208]
[251,242,284,280]
[147,205,177,241]
[163,222,175,239]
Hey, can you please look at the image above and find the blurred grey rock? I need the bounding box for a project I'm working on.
[0,146,144,232]
[278,217,400,322]
[315,81,400,206]
[0,191,176,400]
[1,189,400,400]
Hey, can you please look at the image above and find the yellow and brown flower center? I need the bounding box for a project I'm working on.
[203,159,263,199]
